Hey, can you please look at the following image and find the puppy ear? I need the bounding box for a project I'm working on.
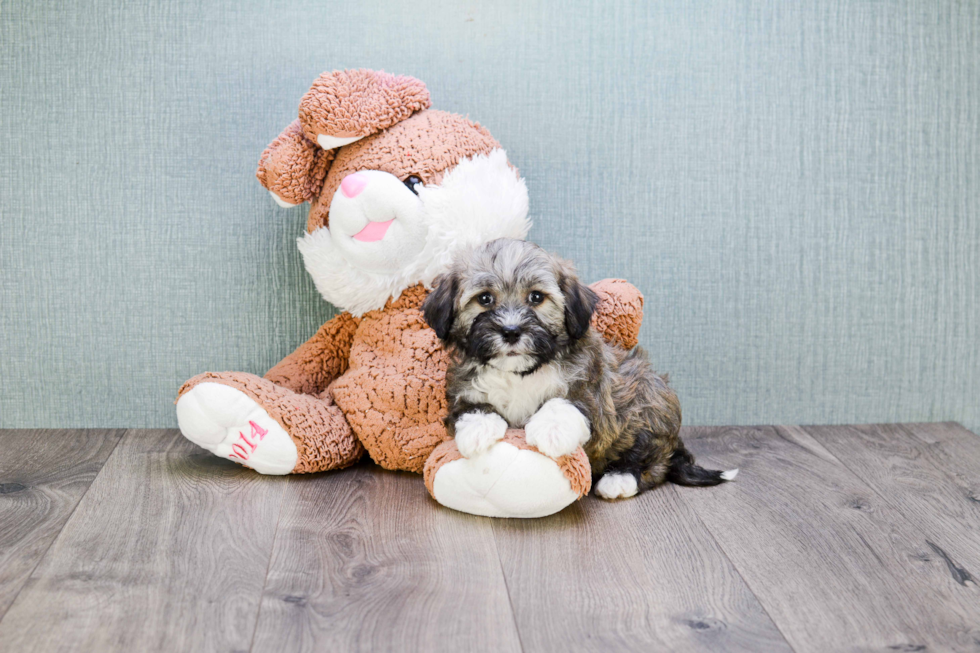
[423,273,459,342]
[561,272,599,340]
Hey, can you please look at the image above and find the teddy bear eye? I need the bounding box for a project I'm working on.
[527,291,545,305]
[477,292,495,307]
[403,175,423,195]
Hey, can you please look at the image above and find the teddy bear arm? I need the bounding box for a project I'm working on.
[256,119,334,206]
[589,279,644,350]
[263,312,359,396]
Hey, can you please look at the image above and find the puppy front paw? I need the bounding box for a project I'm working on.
[525,398,590,459]
[454,412,509,458]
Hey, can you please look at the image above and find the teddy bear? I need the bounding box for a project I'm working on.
[175,69,644,518]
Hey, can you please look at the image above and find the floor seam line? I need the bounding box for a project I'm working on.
[772,424,973,647]
[894,423,980,490]
[802,423,976,569]
[247,475,290,653]
[0,428,128,626]
[670,480,801,653]
[490,520,526,653]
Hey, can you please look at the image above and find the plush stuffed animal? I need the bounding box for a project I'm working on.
[175,69,644,518]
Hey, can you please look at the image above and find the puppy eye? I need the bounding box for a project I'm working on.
[527,291,545,305]
[403,175,423,195]
[477,292,495,307]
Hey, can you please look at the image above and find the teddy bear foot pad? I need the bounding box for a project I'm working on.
[424,432,592,518]
[176,382,298,474]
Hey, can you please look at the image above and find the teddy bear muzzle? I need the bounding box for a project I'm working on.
[320,169,429,273]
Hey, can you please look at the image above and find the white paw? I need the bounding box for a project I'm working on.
[454,412,508,458]
[721,468,739,481]
[525,398,590,459]
[176,382,298,475]
[595,473,638,500]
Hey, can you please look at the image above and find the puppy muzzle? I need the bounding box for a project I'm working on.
[465,309,557,373]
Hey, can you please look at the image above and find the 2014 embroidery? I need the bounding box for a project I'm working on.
[228,421,269,462]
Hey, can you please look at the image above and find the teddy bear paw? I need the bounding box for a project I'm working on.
[425,431,590,519]
[176,382,297,474]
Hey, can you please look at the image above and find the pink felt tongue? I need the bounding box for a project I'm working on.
[352,219,394,242]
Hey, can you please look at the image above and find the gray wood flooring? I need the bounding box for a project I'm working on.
[1,424,979,652]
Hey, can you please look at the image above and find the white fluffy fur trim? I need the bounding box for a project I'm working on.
[414,148,531,287]
[297,148,530,316]
[297,228,413,316]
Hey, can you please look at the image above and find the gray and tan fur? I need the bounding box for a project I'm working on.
[422,238,736,499]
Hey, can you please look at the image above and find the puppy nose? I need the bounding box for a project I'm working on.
[340,173,368,198]
[500,325,522,344]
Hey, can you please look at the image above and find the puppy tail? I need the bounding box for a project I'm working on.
[666,446,738,487]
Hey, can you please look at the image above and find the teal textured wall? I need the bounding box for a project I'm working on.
[2,0,978,431]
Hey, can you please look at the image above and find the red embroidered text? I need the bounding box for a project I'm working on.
[228,421,269,462]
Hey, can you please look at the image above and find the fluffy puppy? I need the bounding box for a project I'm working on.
[422,238,737,499]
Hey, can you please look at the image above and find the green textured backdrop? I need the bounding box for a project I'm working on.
[2,0,978,431]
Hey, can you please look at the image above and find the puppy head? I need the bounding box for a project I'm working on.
[423,239,597,373]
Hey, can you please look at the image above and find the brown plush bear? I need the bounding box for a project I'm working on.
[175,69,643,518]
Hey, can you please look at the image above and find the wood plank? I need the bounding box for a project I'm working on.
[0,429,123,619]
[0,429,287,653]
[803,423,980,584]
[884,422,980,505]
[250,463,522,653]
[492,486,794,652]
[678,425,980,653]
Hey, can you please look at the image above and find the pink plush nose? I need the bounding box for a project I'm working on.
[340,173,368,198]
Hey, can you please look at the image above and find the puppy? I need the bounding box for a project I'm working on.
[422,238,737,499]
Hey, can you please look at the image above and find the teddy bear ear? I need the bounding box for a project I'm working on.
[298,69,431,150]
[256,119,334,207]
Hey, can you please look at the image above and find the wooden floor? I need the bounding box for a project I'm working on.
[1,424,979,652]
